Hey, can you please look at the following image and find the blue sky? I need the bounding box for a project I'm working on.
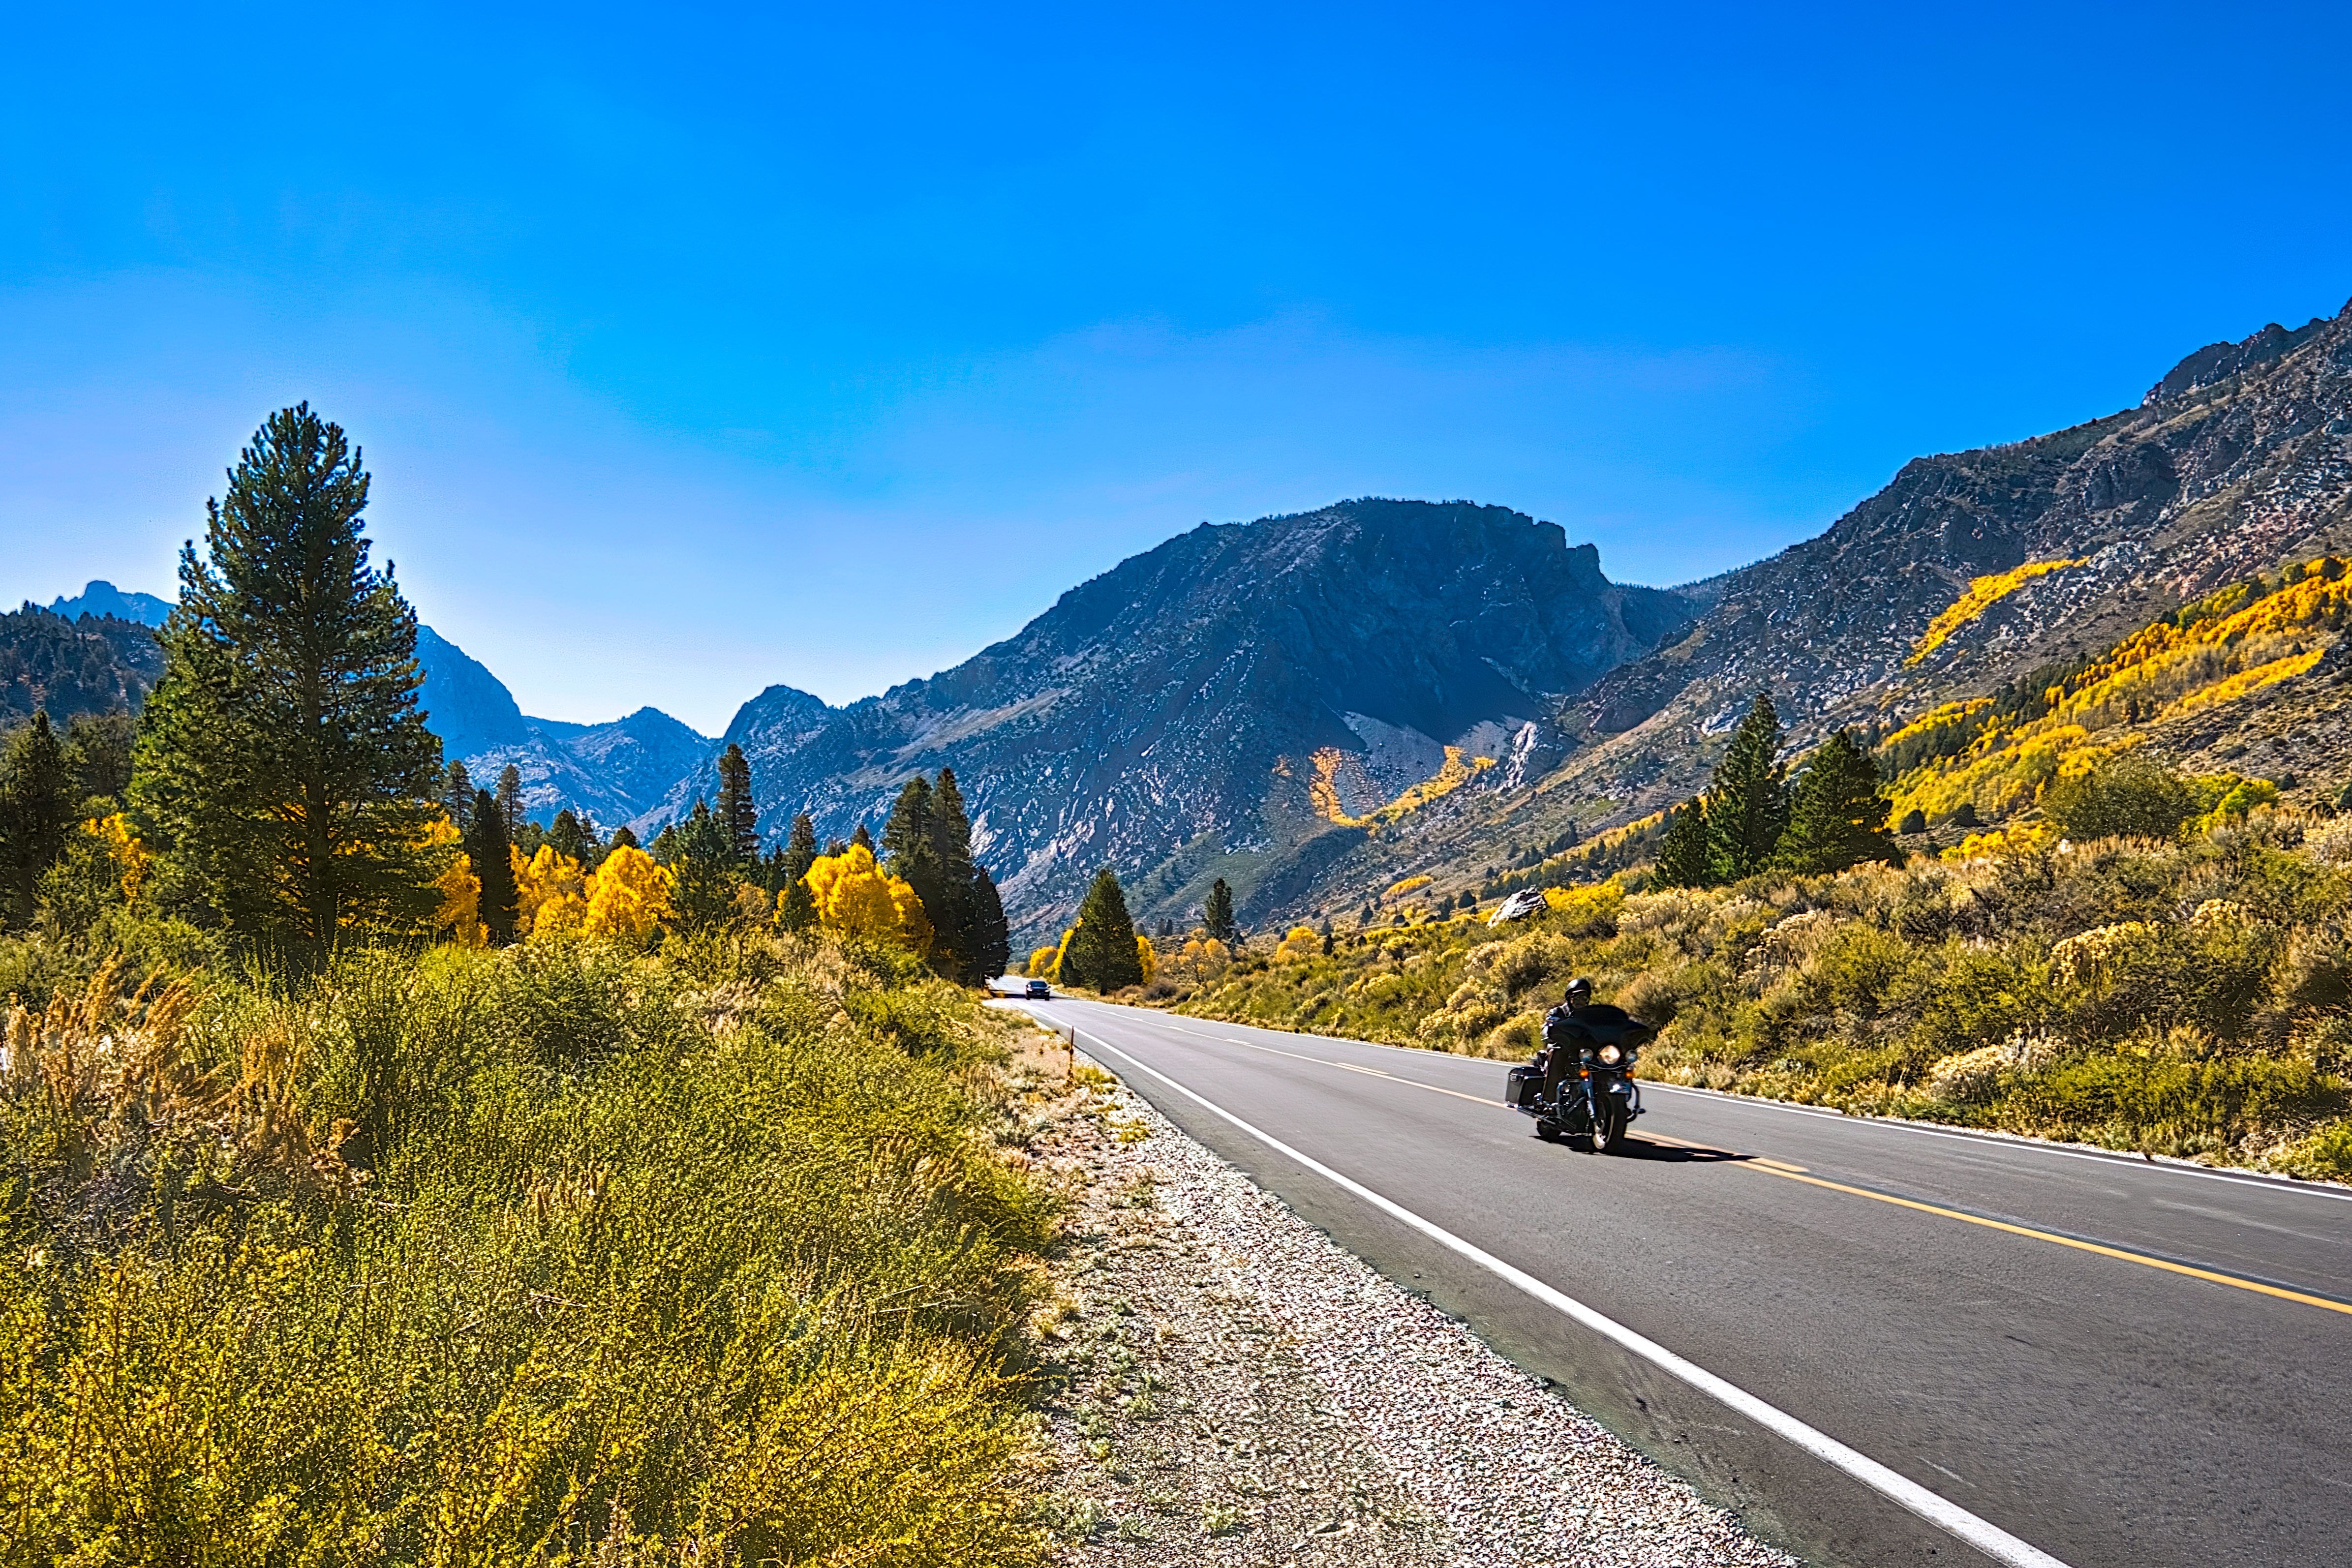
[4,2,2347,732]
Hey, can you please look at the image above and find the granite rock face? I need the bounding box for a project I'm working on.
[413,627,713,832]
[1318,300,2352,919]
[713,499,1696,937]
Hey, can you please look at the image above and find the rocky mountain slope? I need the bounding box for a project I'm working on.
[402,627,713,832]
[0,604,166,728]
[709,499,1697,938]
[1299,300,2352,914]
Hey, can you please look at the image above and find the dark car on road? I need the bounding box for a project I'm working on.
[1025,979,1052,999]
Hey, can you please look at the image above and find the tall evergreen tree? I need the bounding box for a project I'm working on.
[0,712,75,923]
[130,405,442,951]
[1063,868,1143,991]
[1705,693,1790,883]
[495,764,524,836]
[1777,732,1899,874]
[547,808,598,867]
[466,787,519,946]
[851,822,874,854]
[441,760,474,828]
[667,800,739,932]
[1203,877,1237,943]
[776,812,819,932]
[716,743,759,861]
[1653,798,1713,888]
[926,769,985,982]
[609,824,640,852]
[968,864,1011,981]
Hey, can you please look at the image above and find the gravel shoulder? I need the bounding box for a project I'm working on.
[1021,1035,1799,1568]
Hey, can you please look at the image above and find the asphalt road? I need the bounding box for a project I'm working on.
[1007,995,2352,1568]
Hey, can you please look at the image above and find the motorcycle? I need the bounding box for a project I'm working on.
[1505,1017,1651,1153]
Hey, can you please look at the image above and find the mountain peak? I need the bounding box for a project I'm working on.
[2144,314,2329,405]
[45,580,171,627]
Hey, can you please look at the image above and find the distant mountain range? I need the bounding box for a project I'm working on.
[16,296,2352,937]
[21,580,715,836]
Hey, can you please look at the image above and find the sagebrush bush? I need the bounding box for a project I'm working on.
[0,934,1056,1566]
[1172,813,2352,1171]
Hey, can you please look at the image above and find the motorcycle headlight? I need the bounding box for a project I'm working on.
[1597,1043,1622,1065]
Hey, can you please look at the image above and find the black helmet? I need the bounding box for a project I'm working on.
[1564,977,1594,1003]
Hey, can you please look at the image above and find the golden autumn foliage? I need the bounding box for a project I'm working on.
[84,813,152,904]
[1136,933,1157,985]
[1310,747,1497,829]
[1274,925,1320,963]
[424,816,486,947]
[582,844,673,942]
[1384,874,1433,900]
[801,844,931,950]
[1026,945,1059,979]
[1171,935,1231,984]
[1887,556,2350,831]
[514,844,591,938]
[1907,558,2085,665]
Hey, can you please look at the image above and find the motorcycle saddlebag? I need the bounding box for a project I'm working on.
[1505,1065,1543,1110]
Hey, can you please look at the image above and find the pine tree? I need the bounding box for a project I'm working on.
[1653,798,1713,887]
[927,769,988,983]
[609,824,640,852]
[1777,732,1899,874]
[968,865,1011,982]
[0,712,75,923]
[1203,877,1237,943]
[668,799,740,932]
[442,761,473,827]
[547,808,598,867]
[783,812,819,879]
[1705,693,1790,883]
[129,405,442,952]
[777,812,820,932]
[1063,868,1143,991]
[716,743,759,861]
[851,822,874,854]
[466,787,519,946]
[495,764,524,836]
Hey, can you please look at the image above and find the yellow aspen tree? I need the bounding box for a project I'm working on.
[803,843,932,949]
[1275,925,1319,962]
[1136,934,1157,984]
[87,813,152,903]
[582,844,674,942]
[424,815,485,947]
[514,844,591,939]
[1027,945,1059,978]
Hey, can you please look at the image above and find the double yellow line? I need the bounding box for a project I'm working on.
[1159,1018,2352,1321]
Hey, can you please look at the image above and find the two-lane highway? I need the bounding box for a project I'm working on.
[1012,996,2352,1568]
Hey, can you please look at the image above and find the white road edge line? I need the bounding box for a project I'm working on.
[1069,1023,2073,1568]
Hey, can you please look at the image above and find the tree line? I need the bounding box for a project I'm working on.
[0,405,1009,983]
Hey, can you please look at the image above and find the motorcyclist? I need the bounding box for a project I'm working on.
[1539,978,1637,1107]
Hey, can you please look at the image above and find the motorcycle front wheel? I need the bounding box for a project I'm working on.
[1588,1099,1627,1155]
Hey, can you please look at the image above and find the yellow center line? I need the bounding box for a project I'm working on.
[1141,1014,2352,1319]
[1743,1163,2352,1318]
